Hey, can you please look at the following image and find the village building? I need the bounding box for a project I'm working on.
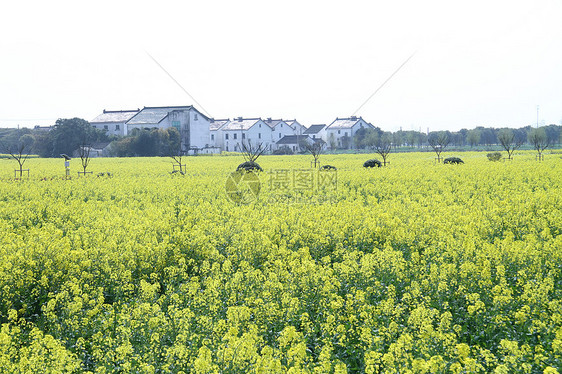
[325,116,375,149]
[285,119,306,135]
[220,117,273,152]
[126,106,211,152]
[209,118,229,149]
[303,124,327,142]
[90,109,140,136]
[264,119,296,150]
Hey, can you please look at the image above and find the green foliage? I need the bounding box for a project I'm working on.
[443,157,464,164]
[363,159,382,167]
[487,152,503,161]
[31,118,108,158]
[236,161,263,172]
[272,146,294,155]
[110,127,181,157]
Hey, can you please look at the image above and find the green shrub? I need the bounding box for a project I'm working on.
[363,159,382,168]
[237,161,263,172]
[487,152,502,161]
[444,157,464,164]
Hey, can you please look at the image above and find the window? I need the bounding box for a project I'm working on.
[172,121,181,130]
[194,113,198,120]
[312,135,316,139]
[279,133,281,138]
[211,134,214,140]
[259,124,261,128]
[104,125,108,130]
[234,133,237,140]
[115,124,120,130]
[345,132,348,136]
[242,133,245,139]
[338,130,341,135]
[225,134,229,140]
[258,133,261,139]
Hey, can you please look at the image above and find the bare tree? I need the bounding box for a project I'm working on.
[2,141,32,178]
[241,140,266,163]
[497,129,523,160]
[428,132,450,162]
[304,140,323,168]
[237,140,266,172]
[78,142,92,175]
[373,134,392,166]
[528,127,550,161]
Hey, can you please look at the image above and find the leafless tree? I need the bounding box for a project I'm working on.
[528,127,550,161]
[497,129,523,160]
[374,134,392,166]
[428,132,450,162]
[78,143,92,175]
[168,139,186,174]
[2,141,31,178]
[304,141,323,168]
[241,140,266,163]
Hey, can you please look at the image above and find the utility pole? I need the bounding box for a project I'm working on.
[537,105,539,128]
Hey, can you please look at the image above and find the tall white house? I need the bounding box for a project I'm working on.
[220,117,273,152]
[264,119,297,150]
[126,106,211,152]
[285,119,306,135]
[209,119,229,149]
[325,116,375,149]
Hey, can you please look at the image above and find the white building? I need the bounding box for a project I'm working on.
[303,124,327,142]
[126,106,211,152]
[220,117,273,152]
[325,116,375,149]
[209,118,229,149]
[264,118,297,150]
[90,109,140,136]
[276,134,318,153]
[285,119,306,135]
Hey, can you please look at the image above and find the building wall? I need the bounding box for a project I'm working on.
[325,119,373,149]
[189,110,210,149]
[91,121,127,136]
[223,120,273,152]
[271,122,296,150]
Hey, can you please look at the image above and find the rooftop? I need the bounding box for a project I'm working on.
[221,117,264,131]
[304,124,326,134]
[127,106,193,125]
[91,109,140,124]
[276,135,310,145]
[210,119,230,131]
[327,116,367,129]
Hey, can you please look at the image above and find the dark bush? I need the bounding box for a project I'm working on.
[363,159,382,168]
[487,152,502,162]
[272,146,294,155]
[237,161,263,172]
[444,157,464,164]
[320,165,337,170]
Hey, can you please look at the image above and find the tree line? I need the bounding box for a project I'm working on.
[353,124,561,150]
[1,118,561,159]
[0,118,182,158]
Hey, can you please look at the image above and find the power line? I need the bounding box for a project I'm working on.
[352,51,416,116]
[145,51,213,119]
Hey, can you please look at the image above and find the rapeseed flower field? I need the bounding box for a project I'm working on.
[0,151,560,373]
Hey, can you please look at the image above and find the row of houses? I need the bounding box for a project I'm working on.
[90,106,377,153]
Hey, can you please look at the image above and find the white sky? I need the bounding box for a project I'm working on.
[1,0,561,132]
